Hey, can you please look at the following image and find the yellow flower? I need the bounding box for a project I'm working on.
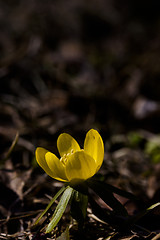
[35,129,104,183]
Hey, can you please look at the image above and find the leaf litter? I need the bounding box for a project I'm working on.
[1,1,160,239]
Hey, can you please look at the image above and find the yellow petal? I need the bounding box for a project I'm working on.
[65,150,97,182]
[57,133,80,157]
[35,147,57,178]
[45,152,68,182]
[84,129,104,172]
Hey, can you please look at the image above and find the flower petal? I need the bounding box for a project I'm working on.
[35,147,57,178]
[45,152,68,182]
[57,133,80,157]
[65,150,97,182]
[84,129,104,172]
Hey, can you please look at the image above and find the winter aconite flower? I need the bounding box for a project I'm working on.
[36,129,104,183]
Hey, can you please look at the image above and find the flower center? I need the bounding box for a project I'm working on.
[60,149,74,165]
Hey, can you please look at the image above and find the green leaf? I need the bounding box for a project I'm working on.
[147,202,160,210]
[87,179,128,216]
[57,227,70,240]
[78,192,88,219]
[127,131,144,148]
[46,186,73,233]
[34,185,67,225]
[70,190,88,227]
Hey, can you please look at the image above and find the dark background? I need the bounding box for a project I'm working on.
[0,0,160,238]
[1,0,160,140]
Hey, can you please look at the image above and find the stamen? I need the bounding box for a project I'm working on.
[60,149,74,165]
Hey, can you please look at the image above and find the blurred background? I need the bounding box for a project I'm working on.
[1,0,160,238]
[1,0,160,141]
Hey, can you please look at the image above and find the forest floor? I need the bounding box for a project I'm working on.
[0,1,160,239]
